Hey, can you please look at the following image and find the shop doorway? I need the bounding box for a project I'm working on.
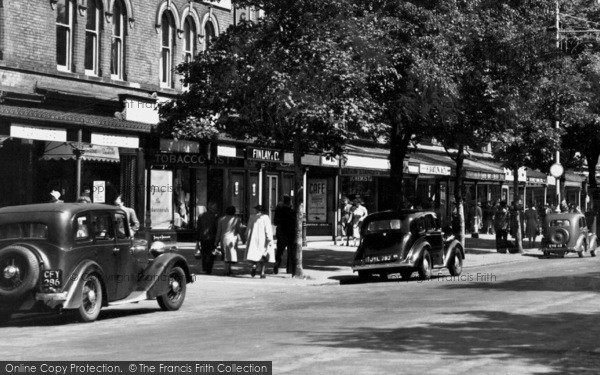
[267,174,279,222]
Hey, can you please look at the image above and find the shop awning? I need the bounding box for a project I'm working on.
[564,172,586,187]
[40,141,120,163]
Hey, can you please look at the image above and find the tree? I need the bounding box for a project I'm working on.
[159,0,379,278]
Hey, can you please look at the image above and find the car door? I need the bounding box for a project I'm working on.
[424,214,444,265]
[89,211,120,300]
[113,211,136,300]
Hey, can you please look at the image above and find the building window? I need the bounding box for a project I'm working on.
[85,0,101,75]
[111,0,126,80]
[204,21,215,51]
[56,0,74,71]
[183,17,196,63]
[160,12,175,88]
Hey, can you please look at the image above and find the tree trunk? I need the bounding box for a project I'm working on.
[292,131,304,278]
[452,145,465,248]
[512,167,524,253]
[389,125,410,210]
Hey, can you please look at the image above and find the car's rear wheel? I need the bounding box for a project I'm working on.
[157,266,186,311]
[418,250,432,280]
[448,251,463,276]
[0,245,40,299]
[75,274,102,322]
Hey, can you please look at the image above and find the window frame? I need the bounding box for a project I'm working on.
[84,0,101,76]
[160,11,175,88]
[182,17,196,63]
[56,0,74,72]
[110,0,125,80]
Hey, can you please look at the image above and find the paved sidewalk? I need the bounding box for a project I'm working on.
[174,233,541,286]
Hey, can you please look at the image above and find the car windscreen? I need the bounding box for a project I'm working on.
[366,219,402,234]
[550,219,570,227]
[0,222,49,239]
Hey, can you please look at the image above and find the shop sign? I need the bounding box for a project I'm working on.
[321,156,339,167]
[307,179,327,222]
[248,148,282,161]
[342,168,389,176]
[349,176,373,182]
[420,164,451,176]
[150,152,209,166]
[504,167,527,182]
[10,124,66,142]
[123,98,160,125]
[464,170,504,181]
[160,139,200,153]
[93,181,105,203]
[527,177,547,184]
[150,170,173,230]
[217,145,242,158]
[404,161,419,174]
[344,155,390,170]
[91,133,139,148]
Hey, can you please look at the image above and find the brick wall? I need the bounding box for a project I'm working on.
[0,0,237,95]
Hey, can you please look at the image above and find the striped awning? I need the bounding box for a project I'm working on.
[40,141,120,163]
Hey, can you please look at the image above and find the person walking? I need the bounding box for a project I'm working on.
[524,205,539,248]
[196,201,219,275]
[339,197,353,246]
[245,204,275,278]
[350,199,368,246]
[114,194,139,237]
[273,195,295,275]
[494,201,510,253]
[214,206,243,276]
[472,202,483,238]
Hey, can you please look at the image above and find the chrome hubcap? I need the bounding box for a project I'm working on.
[3,265,19,280]
[170,280,180,293]
[87,289,97,304]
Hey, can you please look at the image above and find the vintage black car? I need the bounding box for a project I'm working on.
[352,210,464,281]
[0,203,192,323]
[540,212,598,258]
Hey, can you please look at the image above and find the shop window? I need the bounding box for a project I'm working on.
[160,11,175,88]
[56,0,74,72]
[111,0,126,80]
[173,169,191,229]
[85,0,101,76]
[183,16,196,63]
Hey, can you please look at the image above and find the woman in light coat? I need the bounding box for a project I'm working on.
[214,206,243,276]
[245,204,275,278]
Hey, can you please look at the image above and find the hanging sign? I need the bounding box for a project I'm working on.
[308,179,327,222]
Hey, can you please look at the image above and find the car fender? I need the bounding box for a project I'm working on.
[61,260,107,309]
[407,239,430,265]
[443,240,464,268]
[139,253,192,299]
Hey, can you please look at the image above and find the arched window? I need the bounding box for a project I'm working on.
[204,21,215,51]
[85,0,101,75]
[160,12,175,87]
[183,17,196,63]
[111,0,126,80]
[56,0,74,71]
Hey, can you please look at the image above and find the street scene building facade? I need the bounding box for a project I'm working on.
[0,0,588,241]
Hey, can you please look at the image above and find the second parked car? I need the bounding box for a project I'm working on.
[352,210,464,281]
[540,212,598,258]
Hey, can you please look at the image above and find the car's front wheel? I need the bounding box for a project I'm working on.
[418,250,432,280]
[157,266,186,311]
[448,251,463,276]
[75,274,102,322]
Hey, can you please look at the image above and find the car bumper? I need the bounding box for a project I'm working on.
[35,292,68,309]
[540,247,576,252]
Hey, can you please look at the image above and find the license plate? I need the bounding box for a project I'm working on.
[42,270,62,288]
[549,244,565,248]
[366,255,393,263]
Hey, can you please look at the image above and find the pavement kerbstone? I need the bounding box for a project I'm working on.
[176,233,541,286]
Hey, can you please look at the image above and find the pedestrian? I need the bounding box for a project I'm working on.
[493,201,510,253]
[350,199,368,246]
[114,194,140,238]
[245,204,275,279]
[196,201,219,275]
[49,190,63,203]
[471,202,483,238]
[524,205,539,248]
[214,206,243,276]
[339,196,353,245]
[273,195,295,274]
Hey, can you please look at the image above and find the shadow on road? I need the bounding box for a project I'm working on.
[300,310,600,374]
[440,271,600,293]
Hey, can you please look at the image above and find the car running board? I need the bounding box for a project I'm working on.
[108,291,148,306]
